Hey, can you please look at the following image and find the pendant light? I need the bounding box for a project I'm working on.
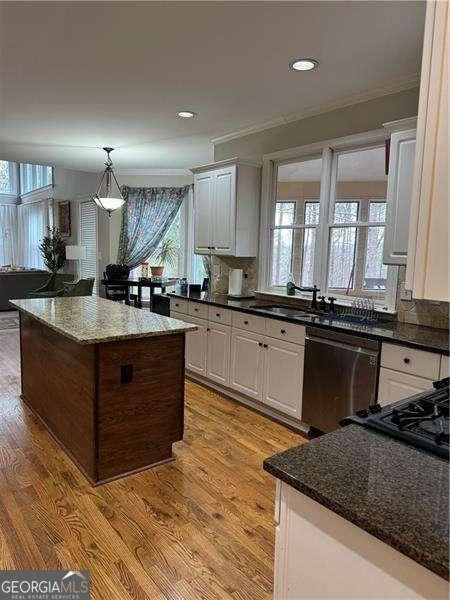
[92,147,125,215]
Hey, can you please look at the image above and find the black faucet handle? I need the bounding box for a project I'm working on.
[328,296,336,312]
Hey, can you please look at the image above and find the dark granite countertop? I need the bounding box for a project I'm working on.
[168,291,449,355]
[263,425,449,580]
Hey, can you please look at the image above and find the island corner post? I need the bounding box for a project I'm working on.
[17,310,187,485]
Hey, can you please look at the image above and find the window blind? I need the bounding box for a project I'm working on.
[79,201,98,294]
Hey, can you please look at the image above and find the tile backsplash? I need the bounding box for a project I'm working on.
[209,259,449,331]
[396,267,449,329]
[209,256,258,296]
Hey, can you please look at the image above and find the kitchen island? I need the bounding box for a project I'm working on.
[264,425,449,599]
[11,296,196,484]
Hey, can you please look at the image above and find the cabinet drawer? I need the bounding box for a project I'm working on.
[231,311,266,335]
[265,318,305,345]
[169,297,188,314]
[188,301,209,320]
[208,305,232,325]
[381,343,440,379]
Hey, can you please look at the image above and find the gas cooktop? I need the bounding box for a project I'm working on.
[341,377,449,459]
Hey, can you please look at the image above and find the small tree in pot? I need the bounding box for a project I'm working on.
[39,227,66,288]
[149,236,178,277]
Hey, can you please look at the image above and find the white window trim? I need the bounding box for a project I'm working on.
[258,129,398,313]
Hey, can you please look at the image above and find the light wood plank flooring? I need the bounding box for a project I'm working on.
[0,328,304,599]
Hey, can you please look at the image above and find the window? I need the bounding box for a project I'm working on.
[271,156,322,288]
[131,187,206,295]
[264,138,397,310]
[20,163,53,195]
[17,200,53,268]
[0,161,17,195]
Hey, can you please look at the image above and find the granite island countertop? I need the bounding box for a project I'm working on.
[168,291,450,355]
[11,296,197,344]
[264,425,449,580]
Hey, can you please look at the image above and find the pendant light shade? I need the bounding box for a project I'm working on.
[92,147,125,215]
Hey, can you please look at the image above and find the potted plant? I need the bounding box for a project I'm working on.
[38,227,67,287]
[150,236,178,277]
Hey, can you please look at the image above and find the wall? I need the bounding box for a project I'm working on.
[109,172,193,263]
[214,88,419,162]
[52,167,110,279]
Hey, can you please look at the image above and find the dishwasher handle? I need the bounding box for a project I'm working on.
[305,334,379,357]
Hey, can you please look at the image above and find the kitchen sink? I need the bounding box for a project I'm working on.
[249,304,317,319]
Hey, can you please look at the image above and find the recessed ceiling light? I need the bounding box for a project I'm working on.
[177,110,197,118]
[290,58,319,72]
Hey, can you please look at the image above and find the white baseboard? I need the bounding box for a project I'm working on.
[186,371,309,435]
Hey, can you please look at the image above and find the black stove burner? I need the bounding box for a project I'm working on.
[341,378,450,459]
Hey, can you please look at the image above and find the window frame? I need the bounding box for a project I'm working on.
[258,129,398,312]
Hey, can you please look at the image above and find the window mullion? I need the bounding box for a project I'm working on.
[316,147,334,292]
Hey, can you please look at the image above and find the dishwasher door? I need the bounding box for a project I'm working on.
[302,327,379,433]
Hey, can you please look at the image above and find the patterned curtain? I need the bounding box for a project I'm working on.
[117,185,191,268]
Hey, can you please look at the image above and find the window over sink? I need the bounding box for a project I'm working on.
[263,134,398,311]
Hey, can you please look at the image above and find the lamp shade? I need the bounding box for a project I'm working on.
[65,245,87,260]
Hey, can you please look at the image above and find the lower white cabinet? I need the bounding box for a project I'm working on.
[229,328,304,417]
[230,328,264,400]
[274,481,448,599]
[206,322,231,386]
[184,314,208,376]
[378,367,433,406]
[263,338,304,419]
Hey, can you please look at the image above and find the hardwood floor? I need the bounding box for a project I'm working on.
[0,328,304,599]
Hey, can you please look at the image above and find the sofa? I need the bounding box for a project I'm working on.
[0,270,74,310]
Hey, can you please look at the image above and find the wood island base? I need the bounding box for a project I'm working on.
[19,313,186,485]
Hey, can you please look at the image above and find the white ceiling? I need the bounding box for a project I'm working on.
[0,1,425,172]
[278,146,387,181]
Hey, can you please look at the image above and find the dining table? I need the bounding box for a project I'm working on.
[101,277,179,308]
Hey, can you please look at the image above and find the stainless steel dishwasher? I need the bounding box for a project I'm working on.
[302,326,380,433]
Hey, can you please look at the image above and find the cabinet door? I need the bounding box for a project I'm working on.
[230,328,264,400]
[211,166,236,256]
[383,130,416,265]
[262,337,304,418]
[194,172,213,254]
[405,0,448,301]
[184,315,207,376]
[377,367,433,407]
[206,323,231,386]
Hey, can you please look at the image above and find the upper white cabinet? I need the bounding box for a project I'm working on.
[405,0,449,301]
[383,119,417,265]
[191,159,261,257]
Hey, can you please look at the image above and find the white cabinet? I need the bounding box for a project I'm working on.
[230,328,264,400]
[378,367,433,406]
[229,327,304,418]
[206,322,231,386]
[191,159,260,257]
[381,342,441,380]
[383,122,416,265]
[274,482,448,600]
[184,315,208,376]
[193,171,213,254]
[405,0,449,301]
[211,167,236,255]
[263,338,304,418]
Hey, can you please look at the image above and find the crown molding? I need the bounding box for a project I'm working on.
[190,156,262,174]
[116,168,192,177]
[211,74,420,145]
[383,116,417,134]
